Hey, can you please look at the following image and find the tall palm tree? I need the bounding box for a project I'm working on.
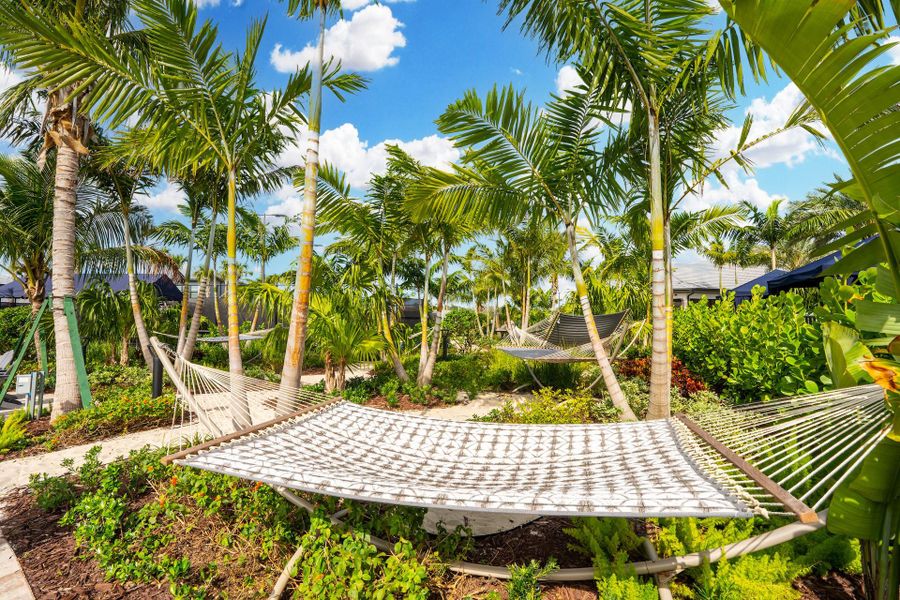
[739,199,788,271]
[280,0,349,390]
[238,212,296,331]
[410,83,639,420]
[0,0,134,419]
[86,150,158,367]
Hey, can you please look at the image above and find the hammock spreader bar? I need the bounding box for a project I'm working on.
[675,413,817,523]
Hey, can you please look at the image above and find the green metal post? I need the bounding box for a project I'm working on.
[39,340,48,376]
[62,296,92,408]
[0,298,48,401]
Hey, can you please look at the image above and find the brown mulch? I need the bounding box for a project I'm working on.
[0,487,168,600]
[465,517,589,569]
[441,574,597,599]
[364,394,454,411]
[795,571,866,600]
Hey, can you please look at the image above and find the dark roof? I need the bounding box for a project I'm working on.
[0,274,183,302]
[730,269,787,301]
[766,252,841,295]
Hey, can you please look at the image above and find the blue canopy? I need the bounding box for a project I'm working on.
[731,269,787,303]
[766,251,842,295]
[0,274,183,302]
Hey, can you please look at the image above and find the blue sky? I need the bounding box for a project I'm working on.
[2,0,898,283]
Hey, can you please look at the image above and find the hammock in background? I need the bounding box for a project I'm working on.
[497,312,627,363]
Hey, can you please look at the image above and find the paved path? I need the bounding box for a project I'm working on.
[0,529,33,600]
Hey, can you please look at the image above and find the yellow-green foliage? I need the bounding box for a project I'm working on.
[565,518,658,598]
[475,387,618,424]
[694,554,804,600]
[596,574,658,600]
[0,409,27,452]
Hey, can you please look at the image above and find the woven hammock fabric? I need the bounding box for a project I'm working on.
[496,312,626,363]
[175,402,759,518]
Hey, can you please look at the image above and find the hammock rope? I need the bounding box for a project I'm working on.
[150,337,890,525]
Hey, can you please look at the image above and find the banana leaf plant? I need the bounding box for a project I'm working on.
[721,1,900,598]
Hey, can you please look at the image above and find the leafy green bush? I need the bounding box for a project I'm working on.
[442,308,483,353]
[0,409,27,452]
[565,518,657,598]
[0,305,32,351]
[293,515,431,599]
[475,387,619,424]
[673,290,825,401]
[52,387,176,438]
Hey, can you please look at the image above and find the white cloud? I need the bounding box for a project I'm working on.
[341,0,371,9]
[712,83,831,169]
[886,35,900,65]
[270,123,460,215]
[135,181,186,213]
[192,0,220,7]
[684,169,786,212]
[270,4,406,73]
[555,65,582,96]
[511,67,523,76]
[0,65,22,93]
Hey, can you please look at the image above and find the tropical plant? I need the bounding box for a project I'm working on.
[309,293,384,392]
[410,83,639,420]
[0,0,365,415]
[0,0,135,420]
[720,2,899,597]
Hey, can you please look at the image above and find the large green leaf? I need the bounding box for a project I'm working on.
[722,0,900,284]
[850,438,900,503]
[856,300,900,336]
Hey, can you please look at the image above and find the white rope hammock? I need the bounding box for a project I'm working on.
[151,338,890,524]
[154,328,275,344]
[497,312,626,363]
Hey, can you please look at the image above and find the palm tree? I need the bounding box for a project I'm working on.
[315,158,414,382]
[280,0,349,390]
[0,0,134,419]
[309,293,384,392]
[239,212,296,331]
[410,84,639,420]
[0,0,364,424]
[739,199,788,271]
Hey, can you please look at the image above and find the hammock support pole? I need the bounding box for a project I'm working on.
[446,511,827,581]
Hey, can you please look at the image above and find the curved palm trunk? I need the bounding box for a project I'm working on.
[211,266,221,328]
[647,107,670,421]
[473,294,484,337]
[176,224,196,353]
[381,311,409,382]
[419,242,449,386]
[123,213,153,367]
[280,7,326,395]
[418,251,432,375]
[50,142,82,422]
[770,246,777,271]
[225,171,249,429]
[566,223,637,422]
[181,210,218,361]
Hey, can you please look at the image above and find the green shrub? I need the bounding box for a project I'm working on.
[443,308,483,353]
[293,514,430,599]
[507,559,557,600]
[29,472,77,511]
[0,306,32,351]
[673,290,825,401]
[53,387,176,437]
[475,387,619,424]
[0,409,28,452]
[694,554,804,600]
[565,518,657,599]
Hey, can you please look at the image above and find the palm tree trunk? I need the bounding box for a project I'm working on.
[181,209,218,361]
[249,249,264,333]
[522,261,531,331]
[176,224,195,353]
[123,212,153,367]
[119,335,129,365]
[770,246,777,271]
[212,265,221,328]
[225,170,249,429]
[473,293,484,337]
[27,290,45,372]
[280,7,326,394]
[50,141,81,422]
[419,242,449,386]
[566,223,637,422]
[381,310,409,382]
[418,251,431,375]
[647,105,670,421]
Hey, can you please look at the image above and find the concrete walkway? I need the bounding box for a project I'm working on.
[0,530,33,600]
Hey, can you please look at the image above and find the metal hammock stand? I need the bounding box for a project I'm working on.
[497,311,629,389]
[149,337,889,583]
